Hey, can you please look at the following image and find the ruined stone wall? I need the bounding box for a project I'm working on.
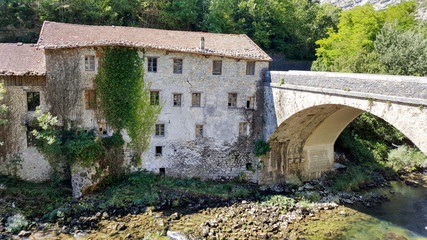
[0,76,50,182]
[139,49,269,182]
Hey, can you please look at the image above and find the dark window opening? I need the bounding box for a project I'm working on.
[27,92,40,111]
[156,146,163,156]
[173,94,182,106]
[212,60,222,75]
[228,93,237,108]
[246,96,255,109]
[155,124,165,136]
[159,168,165,176]
[246,61,255,75]
[192,93,201,107]
[148,57,158,72]
[246,163,253,171]
[173,59,183,74]
[196,125,203,137]
[150,91,160,105]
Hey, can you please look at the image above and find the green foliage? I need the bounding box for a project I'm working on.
[254,139,271,157]
[329,166,374,192]
[386,146,426,172]
[0,0,37,29]
[95,47,161,154]
[312,1,419,73]
[294,191,320,202]
[6,213,28,234]
[0,175,71,218]
[261,195,296,209]
[32,108,124,168]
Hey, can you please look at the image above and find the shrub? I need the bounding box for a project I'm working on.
[386,146,426,172]
[6,213,28,234]
[261,195,296,209]
[254,140,271,157]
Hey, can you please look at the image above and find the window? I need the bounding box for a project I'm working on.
[150,91,160,105]
[212,60,222,75]
[159,168,166,176]
[228,93,237,108]
[239,122,248,136]
[98,122,109,136]
[192,93,201,107]
[148,57,158,72]
[85,55,95,71]
[155,124,165,136]
[246,61,255,75]
[196,125,203,137]
[173,59,183,74]
[155,146,163,156]
[84,90,97,109]
[246,163,253,171]
[246,96,255,109]
[173,94,182,106]
[27,92,40,111]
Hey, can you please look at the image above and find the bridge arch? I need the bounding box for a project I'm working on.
[260,71,427,185]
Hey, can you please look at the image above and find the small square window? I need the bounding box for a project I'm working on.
[212,60,222,75]
[27,92,40,111]
[195,125,203,137]
[150,91,160,105]
[173,94,182,106]
[159,168,166,176]
[148,57,158,72]
[246,61,255,75]
[228,93,237,108]
[84,89,97,109]
[246,163,253,171]
[156,146,163,156]
[85,55,95,71]
[173,59,183,74]
[155,124,165,136]
[192,93,201,107]
[239,122,248,136]
[246,96,255,109]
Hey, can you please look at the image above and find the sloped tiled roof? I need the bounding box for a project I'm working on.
[37,21,272,61]
[0,43,46,76]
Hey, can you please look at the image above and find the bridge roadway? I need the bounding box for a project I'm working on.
[260,71,427,185]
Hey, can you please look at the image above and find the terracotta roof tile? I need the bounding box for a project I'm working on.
[0,43,46,76]
[37,21,272,61]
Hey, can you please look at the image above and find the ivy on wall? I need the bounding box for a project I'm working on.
[94,47,161,157]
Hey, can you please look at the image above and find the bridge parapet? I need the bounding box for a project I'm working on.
[267,71,427,105]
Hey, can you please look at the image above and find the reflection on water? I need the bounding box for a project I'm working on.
[345,181,427,239]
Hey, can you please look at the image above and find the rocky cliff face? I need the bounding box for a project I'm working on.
[318,0,427,21]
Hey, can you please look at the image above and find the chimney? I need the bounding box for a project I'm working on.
[200,37,205,50]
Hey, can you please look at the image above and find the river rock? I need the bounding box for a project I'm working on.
[404,180,419,187]
[382,233,408,240]
[167,231,188,240]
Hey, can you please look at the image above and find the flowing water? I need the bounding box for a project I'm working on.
[299,180,427,240]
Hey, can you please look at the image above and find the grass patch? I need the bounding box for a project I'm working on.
[93,171,255,209]
[328,166,374,192]
[0,175,72,218]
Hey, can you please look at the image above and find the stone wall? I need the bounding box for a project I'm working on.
[0,75,51,182]
[140,49,269,181]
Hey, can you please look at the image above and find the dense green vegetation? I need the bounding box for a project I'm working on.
[95,47,161,157]
[0,0,341,60]
[312,1,427,76]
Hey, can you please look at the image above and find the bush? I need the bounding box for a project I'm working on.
[6,213,28,234]
[254,140,271,157]
[329,166,373,192]
[261,195,296,209]
[386,146,426,172]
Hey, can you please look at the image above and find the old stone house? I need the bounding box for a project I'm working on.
[0,21,271,184]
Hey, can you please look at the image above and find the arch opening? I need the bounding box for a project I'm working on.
[259,103,425,185]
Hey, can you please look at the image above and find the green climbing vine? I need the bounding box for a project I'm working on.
[94,47,161,157]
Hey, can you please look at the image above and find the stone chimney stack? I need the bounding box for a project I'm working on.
[200,37,205,50]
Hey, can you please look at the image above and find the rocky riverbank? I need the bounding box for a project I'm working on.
[1,170,425,239]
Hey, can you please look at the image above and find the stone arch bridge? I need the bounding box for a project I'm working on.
[260,71,427,185]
